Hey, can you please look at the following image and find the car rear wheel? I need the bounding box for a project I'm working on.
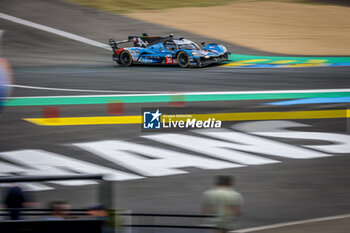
[177,51,190,68]
[119,50,132,67]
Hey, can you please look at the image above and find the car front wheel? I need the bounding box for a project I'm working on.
[177,51,190,68]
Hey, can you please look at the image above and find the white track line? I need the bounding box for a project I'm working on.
[6,84,167,94]
[234,214,350,233]
[6,88,350,99]
[0,12,111,51]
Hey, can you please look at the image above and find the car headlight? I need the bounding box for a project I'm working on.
[191,52,204,57]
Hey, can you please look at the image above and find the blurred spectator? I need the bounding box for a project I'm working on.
[86,204,108,220]
[201,176,244,233]
[0,29,14,115]
[2,184,27,220]
[86,204,112,233]
[0,57,13,115]
[44,201,71,220]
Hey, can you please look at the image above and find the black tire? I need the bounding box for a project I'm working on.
[113,54,121,64]
[177,51,190,68]
[119,50,132,67]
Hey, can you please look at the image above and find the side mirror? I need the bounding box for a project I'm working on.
[201,42,206,47]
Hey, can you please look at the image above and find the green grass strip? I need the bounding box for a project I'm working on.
[5,91,350,106]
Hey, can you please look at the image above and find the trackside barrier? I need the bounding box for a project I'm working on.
[119,212,218,233]
[0,174,114,233]
[0,219,103,233]
[0,209,218,233]
[0,175,218,233]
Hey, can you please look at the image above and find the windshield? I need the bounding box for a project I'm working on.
[178,43,200,50]
[165,43,177,51]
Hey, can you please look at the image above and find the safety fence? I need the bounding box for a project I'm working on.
[0,174,217,233]
[0,209,217,233]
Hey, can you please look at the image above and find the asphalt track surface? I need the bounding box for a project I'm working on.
[1,0,350,231]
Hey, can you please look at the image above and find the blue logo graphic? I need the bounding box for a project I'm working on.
[143,109,162,129]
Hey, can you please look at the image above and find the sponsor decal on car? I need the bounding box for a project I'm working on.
[128,49,139,61]
[139,58,156,63]
[144,56,161,59]
[130,50,139,55]
[165,57,173,64]
[136,37,149,47]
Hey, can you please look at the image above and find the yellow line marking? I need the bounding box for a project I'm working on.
[192,110,345,121]
[25,116,142,126]
[306,59,328,64]
[24,110,348,126]
[241,59,270,63]
[271,60,297,64]
[223,59,269,67]
[222,62,251,67]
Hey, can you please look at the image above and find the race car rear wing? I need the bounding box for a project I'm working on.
[109,34,170,49]
[128,36,164,47]
[109,39,129,49]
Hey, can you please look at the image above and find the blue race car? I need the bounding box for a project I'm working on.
[109,34,229,68]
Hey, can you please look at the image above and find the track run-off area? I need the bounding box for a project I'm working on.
[1,0,350,231]
[1,11,350,69]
